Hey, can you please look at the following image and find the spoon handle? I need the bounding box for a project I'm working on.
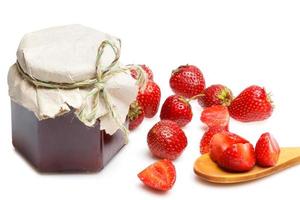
[277,147,300,167]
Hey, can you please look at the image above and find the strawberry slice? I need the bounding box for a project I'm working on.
[209,132,248,162]
[200,105,229,129]
[218,143,256,172]
[138,159,176,191]
[255,132,280,167]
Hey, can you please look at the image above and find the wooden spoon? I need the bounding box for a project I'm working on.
[194,147,300,184]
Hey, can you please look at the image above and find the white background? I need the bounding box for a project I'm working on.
[1,0,300,199]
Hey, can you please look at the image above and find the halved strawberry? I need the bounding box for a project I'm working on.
[138,159,176,191]
[200,105,229,129]
[218,143,256,172]
[209,132,248,162]
[200,127,226,154]
[255,132,280,167]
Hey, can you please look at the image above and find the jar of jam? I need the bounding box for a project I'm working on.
[7,25,139,172]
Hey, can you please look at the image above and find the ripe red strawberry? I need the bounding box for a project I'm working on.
[218,143,256,172]
[255,132,280,167]
[200,105,229,129]
[147,120,187,160]
[128,101,144,130]
[131,64,154,80]
[229,85,273,122]
[200,127,227,154]
[137,81,161,118]
[198,84,233,108]
[169,65,206,98]
[138,159,176,191]
[209,132,248,162]
[160,95,193,127]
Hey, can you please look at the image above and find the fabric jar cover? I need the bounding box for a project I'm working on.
[7,24,139,135]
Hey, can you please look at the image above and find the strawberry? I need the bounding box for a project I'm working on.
[218,143,256,172]
[198,84,233,108]
[131,64,154,80]
[200,126,227,154]
[147,120,187,160]
[138,159,176,191]
[255,132,280,167]
[169,64,206,98]
[229,85,273,122]
[128,101,144,130]
[137,81,161,118]
[160,95,193,127]
[200,105,229,129]
[209,132,248,162]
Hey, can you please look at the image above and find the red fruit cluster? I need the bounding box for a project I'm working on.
[164,65,273,127]
[199,103,279,172]
[158,65,206,127]
[139,64,205,191]
[138,120,187,191]
[199,85,273,122]
[137,64,278,191]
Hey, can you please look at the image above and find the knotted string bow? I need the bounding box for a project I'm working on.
[15,40,147,143]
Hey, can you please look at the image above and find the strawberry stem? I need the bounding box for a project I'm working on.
[187,93,205,102]
[267,92,275,108]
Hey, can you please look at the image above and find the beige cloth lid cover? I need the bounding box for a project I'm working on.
[7,24,138,135]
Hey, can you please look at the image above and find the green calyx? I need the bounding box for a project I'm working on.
[128,101,142,120]
[216,87,233,106]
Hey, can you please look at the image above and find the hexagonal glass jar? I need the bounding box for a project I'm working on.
[11,101,125,172]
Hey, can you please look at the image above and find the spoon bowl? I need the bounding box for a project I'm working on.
[194,147,300,184]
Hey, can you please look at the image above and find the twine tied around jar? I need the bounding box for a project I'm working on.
[15,40,148,143]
